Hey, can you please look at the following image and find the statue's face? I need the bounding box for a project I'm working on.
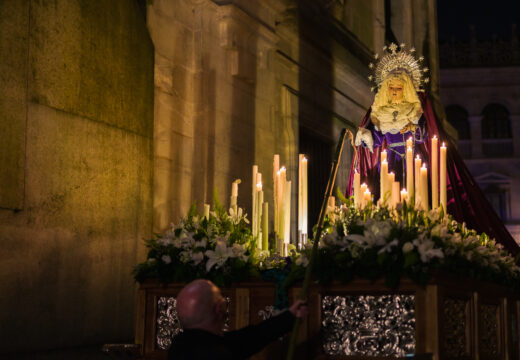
[388,78,404,103]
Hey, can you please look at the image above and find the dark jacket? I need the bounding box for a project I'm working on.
[168,310,295,359]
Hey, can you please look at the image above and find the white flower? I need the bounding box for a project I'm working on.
[295,254,309,267]
[158,237,173,246]
[364,219,392,246]
[179,250,192,263]
[427,208,441,222]
[346,233,368,247]
[378,238,399,254]
[181,232,195,249]
[205,241,232,272]
[230,243,248,262]
[195,239,207,248]
[191,251,204,265]
[164,229,176,239]
[413,238,444,263]
[430,224,448,239]
[258,250,270,262]
[321,230,340,247]
[161,255,172,264]
[402,242,414,253]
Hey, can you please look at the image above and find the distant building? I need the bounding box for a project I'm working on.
[439,26,520,243]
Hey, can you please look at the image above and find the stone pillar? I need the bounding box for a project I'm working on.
[468,115,483,158]
[391,0,413,46]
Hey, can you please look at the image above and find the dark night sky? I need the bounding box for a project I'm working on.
[437,1,520,42]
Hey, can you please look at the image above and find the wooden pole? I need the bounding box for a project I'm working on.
[286,128,348,360]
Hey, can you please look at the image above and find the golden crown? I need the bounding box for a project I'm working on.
[368,43,429,92]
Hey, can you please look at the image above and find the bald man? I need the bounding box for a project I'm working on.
[168,279,307,360]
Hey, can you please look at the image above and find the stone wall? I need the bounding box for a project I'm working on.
[148,0,378,235]
[0,0,154,355]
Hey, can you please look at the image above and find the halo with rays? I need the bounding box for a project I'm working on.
[368,43,429,92]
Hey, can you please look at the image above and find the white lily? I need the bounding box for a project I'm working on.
[205,241,232,272]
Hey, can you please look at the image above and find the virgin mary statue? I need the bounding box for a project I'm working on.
[348,43,519,256]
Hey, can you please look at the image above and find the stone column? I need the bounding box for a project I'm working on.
[468,115,483,158]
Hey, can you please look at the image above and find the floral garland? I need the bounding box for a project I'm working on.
[309,201,520,290]
[134,199,520,292]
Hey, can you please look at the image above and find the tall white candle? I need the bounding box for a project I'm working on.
[298,154,304,233]
[387,172,395,207]
[354,170,361,208]
[203,203,210,219]
[252,165,258,235]
[302,157,308,235]
[256,182,263,242]
[364,188,371,207]
[230,180,239,209]
[414,155,421,207]
[381,159,388,204]
[431,136,439,209]
[283,180,292,255]
[360,183,368,208]
[262,202,268,250]
[401,188,408,203]
[406,145,414,200]
[392,181,400,208]
[406,136,413,149]
[327,196,335,216]
[381,149,387,163]
[420,164,428,211]
[440,143,447,212]
[278,167,286,252]
[273,155,280,237]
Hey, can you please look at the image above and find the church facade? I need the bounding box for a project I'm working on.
[0,0,441,357]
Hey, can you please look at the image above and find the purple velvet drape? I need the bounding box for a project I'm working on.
[347,93,519,256]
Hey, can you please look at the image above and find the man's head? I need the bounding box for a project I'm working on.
[176,279,227,333]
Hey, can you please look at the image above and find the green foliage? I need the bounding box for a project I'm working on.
[134,198,520,293]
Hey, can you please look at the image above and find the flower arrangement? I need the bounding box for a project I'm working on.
[133,202,258,286]
[307,200,520,290]
[134,197,520,292]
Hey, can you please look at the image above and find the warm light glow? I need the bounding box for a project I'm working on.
[256,182,262,190]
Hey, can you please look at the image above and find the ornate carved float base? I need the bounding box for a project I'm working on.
[135,276,520,359]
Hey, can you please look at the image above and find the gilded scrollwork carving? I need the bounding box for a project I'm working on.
[321,295,415,357]
[442,297,469,358]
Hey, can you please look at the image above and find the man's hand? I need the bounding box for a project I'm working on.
[289,300,308,319]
